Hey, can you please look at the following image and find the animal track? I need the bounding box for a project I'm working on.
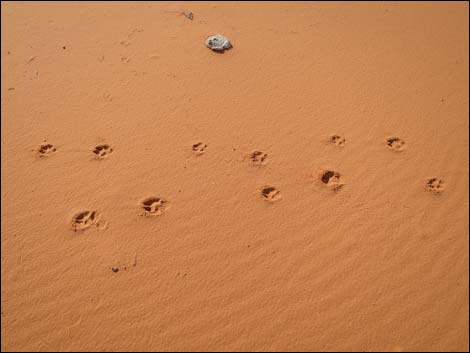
[330,135,346,147]
[110,254,137,273]
[250,151,268,166]
[425,178,445,193]
[386,137,405,151]
[261,186,281,202]
[140,197,169,216]
[36,143,56,157]
[71,210,98,232]
[192,142,207,155]
[320,170,344,190]
[93,144,113,159]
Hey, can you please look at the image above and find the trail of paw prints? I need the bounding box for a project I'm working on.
[71,210,106,232]
[261,186,281,202]
[320,170,344,190]
[93,144,113,159]
[192,142,207,155]
[119,28,143,47]
[35,143,56,158]
[250,150,268,166]
[386,137,405,151]
[330,135,346,147]
[425,178,445,194]
[110,253,138,273]
[140,197,169,216]
[110,265,131,273]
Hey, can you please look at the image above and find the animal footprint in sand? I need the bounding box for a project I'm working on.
[192,142,207,155]
[140,197,169,216]
[425,178,445,193]
[330,135,346,147]
[386,137,405,151]
[250,151,268,166]
[71,210,99,232]
[93,144,113,159]
[261,186,281,202]
[36,143,56,157]
[320,170,344,190]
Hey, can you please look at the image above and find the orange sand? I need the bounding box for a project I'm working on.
[1,1,469,351]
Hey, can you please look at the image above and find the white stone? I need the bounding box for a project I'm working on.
[205,34,232,52]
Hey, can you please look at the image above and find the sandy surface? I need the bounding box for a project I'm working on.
[1,1,469,351]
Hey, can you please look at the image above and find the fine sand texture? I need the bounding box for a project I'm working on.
[1,1,469,351]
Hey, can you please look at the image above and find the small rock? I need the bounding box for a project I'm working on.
[205,34,232,52]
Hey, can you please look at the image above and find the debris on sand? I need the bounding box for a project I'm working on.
[182,12,193,20]
[205,34,232,52]
[165,10,194,21]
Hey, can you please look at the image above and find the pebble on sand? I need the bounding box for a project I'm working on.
[205,34,232,52]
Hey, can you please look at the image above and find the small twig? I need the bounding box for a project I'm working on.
[183,12,194,20]
[165,10,193,21]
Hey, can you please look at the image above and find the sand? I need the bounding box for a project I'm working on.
[1,1,468,351]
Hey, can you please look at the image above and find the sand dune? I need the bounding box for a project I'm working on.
[1,1,468,351]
